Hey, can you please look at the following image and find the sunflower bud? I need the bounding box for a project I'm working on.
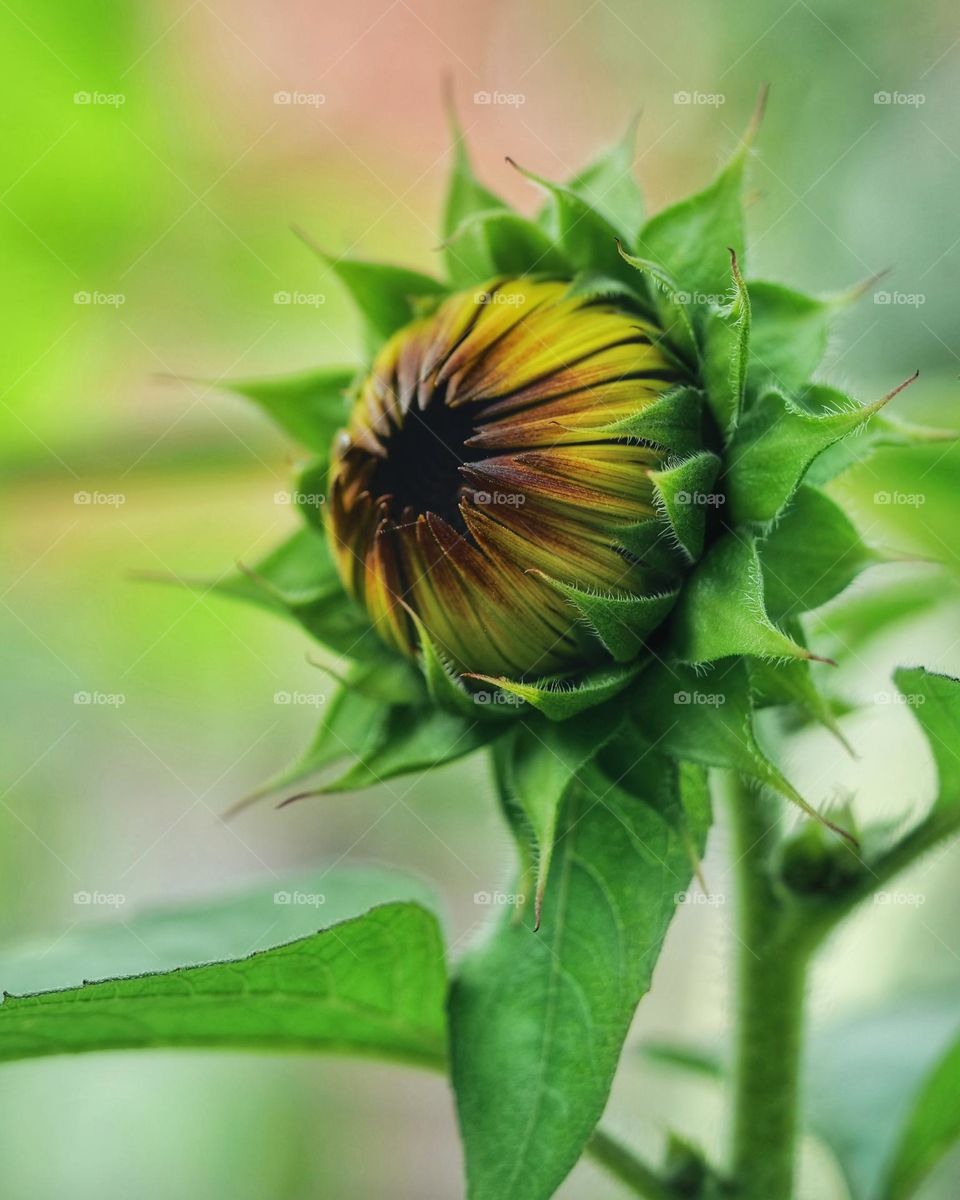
[327,278,682,678]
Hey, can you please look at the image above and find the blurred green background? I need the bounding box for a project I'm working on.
[1,1,958,1196]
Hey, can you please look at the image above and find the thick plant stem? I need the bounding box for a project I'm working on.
[723,771,811,1200]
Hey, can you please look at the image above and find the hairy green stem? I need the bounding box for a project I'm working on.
[586,1129,674,1200]
[724,771,810,1200]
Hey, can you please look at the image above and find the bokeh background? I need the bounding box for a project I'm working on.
[1,1,958,1197]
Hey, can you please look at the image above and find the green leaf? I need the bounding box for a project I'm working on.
[319,704,499,794]
[533,572,678,662]
[748,654,851,751]
[629,657,816,814]
[883,1025,960,1200]
[594,384,705,456]
[0,867,447,1068]
[497,705,625,927]
[726,386,892,524]
[235,668,399,808]
[510,159,631,283]
[760,486,880,621]
[746,281,832,396]
[649,450,722,561]
[565,113,644,238]
[450,752,709,1200]
[224,365,356,455]
[669,532,813,664]
[895,667,960,808]
[467,661,642,721]
[807,411,956,486]
[212,528,387,663]
[804,994,960,1200]
[614,244,697,361]
[446,209,568,278]
[634,142,747,315]
[310,244,447,356]
[700,249,750,435]
[442,102,508,285]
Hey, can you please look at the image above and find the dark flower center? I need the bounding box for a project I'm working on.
[366,381,476,534]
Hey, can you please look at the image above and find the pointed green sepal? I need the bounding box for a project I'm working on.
[630,658,853,840]
[532,571,679,662]
[213,529,387,663]
[649,451,723,561]
[466,661,643,721]
[442,93,508,285]
[444,209,568,278]
[295,229,447,355]
[633,89,760,318]
[746,281,833,396]
[725,381,909,524]
[701,247,750,435]
[670,531,823,665]
[594,384,705,456]
[223,365,356,455]
[564,112,644,238]
[498,704,624,927]
[614,242,697,360]
[508,158,630,282]
[316,705,499,795]
[761,486,881,620]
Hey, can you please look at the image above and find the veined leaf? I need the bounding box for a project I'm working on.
[450,752,709,1200]
[0,867,446,1068]
[497,704,626,927]
[760,486,880,621]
